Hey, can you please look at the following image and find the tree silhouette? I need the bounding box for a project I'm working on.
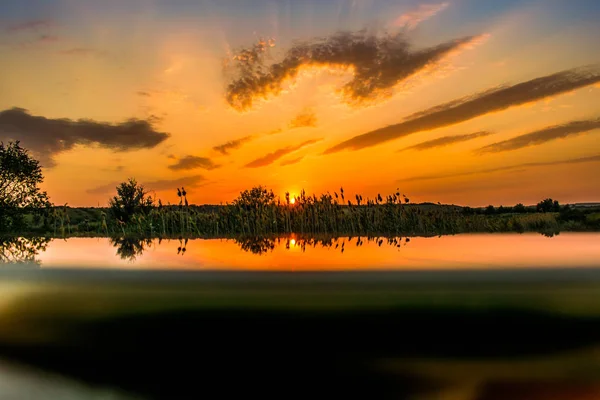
[513,203,526,213]
[109,179,154,223]
[537,198,560,213]
[0,141,52,232]
[485,205,496,215]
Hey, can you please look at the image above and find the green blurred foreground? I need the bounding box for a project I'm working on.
[1,268,600,399]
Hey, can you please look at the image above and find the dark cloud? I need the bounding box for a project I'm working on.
[0,107,170,167]
[137,91,151,97]
[280,156,305,166]
[324,65,600,154]
[289,109,317,129]
[87,175,207,196]
[168,156,220,171]
[398,154,600,183]
[399,130,492,152]
[245,139,322,168]
[477,118,600,154]
[213,135,254,155]
[226,31,479,111]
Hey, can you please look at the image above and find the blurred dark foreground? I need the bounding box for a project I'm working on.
[1,268,600,399]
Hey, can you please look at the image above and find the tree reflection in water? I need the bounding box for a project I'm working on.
[110,237,189,261]
[234,237,276,255]
[0,237,51,265]
[233,236,412,255]
[110,237,153,261]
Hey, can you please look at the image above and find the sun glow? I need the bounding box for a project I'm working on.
[290,197,296,205]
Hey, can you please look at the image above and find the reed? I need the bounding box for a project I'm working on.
[85,186,579,237]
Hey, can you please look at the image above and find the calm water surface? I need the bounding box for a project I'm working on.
[20,232,600,269]
[1,233,600,399]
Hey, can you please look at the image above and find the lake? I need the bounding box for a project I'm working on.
[1,232,600,399]
[3,232,599,270]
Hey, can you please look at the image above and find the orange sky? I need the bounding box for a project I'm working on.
[1,0,599,207]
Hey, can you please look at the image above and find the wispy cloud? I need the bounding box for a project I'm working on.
[213,135,255,155]
[398,154,600,183]
[280,156,305,166]
[393,2,450,30]
[87,175,207,196]
[399,131,493,152]
[3,19,59,49]
[5,19,52,33]
[245,139,322,168]
[59,47,103,56]
[477,118,600,153]
[0,107,170,167]
[38,34,59,43]
[324,65,600,154]
[168,156,220,171]
[266,128,283,136]
[145,175,208,191]
[226,30,482,111]
[289,108,317,129]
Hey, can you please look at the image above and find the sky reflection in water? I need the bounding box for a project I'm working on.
[1,233,596,270]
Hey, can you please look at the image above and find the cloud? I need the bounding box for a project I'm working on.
[289,108,317,129]
[3,20,59,49]
[38,34,59,43]
[86,182,122,196]
[245,139,322,168]
[213,135,255,155]
[280,156,305,166]
[0,107,170,167]
[477,118,600,153]
[168,156,220,171]
[101,165,126,173]
[398,154,600,183]
[137,91,151,97]
[266,128,283,135]
[399,131,493,152]
[87,175,207,196]
[324,65,600,154]
[393,2,449,30]
[5,19,52,33]
[225,30,481,111]
[145,175,208,192]
[59,48,102,56]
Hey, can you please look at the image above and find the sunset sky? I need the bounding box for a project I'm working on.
[1,0,599,207]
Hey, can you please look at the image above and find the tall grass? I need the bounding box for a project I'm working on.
[73,186,572,237]
[13,185,595,237]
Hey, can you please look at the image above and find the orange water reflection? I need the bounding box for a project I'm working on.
[35,233,600,270]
